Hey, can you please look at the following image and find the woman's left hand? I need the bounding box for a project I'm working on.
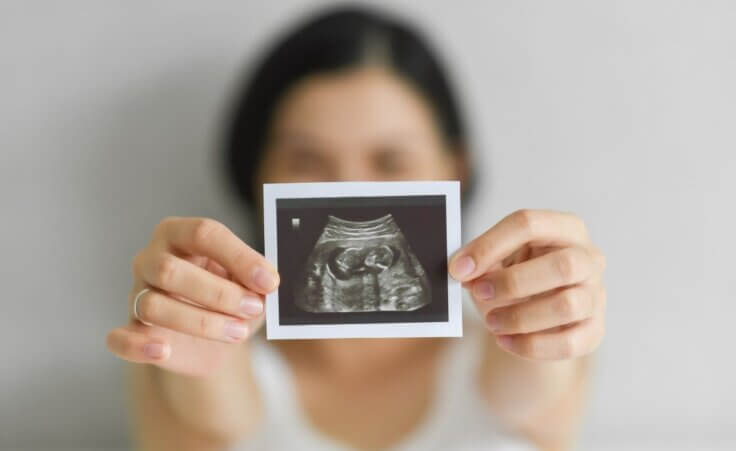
[449,209,606,360]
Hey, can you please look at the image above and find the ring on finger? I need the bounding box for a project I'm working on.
[133,288,154,326]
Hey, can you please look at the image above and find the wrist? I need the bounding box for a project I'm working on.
[147,346,259,443]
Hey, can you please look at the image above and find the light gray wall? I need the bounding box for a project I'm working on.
[1,1,733,449]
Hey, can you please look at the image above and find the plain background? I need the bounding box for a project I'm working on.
[1,1,733,449]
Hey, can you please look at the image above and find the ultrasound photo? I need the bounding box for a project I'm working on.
[263,182,462,339]
[295,213,431,313]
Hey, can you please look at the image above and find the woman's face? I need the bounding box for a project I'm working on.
[257,66,463,186]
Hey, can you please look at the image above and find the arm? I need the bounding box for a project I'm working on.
[480,340,592,450]
[450,209,607,450]
[129,351,261,451]
[106,217,280,449]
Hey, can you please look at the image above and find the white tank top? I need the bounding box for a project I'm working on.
[232,321,537,451]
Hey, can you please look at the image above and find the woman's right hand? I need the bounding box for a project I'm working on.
[106,217,280,377]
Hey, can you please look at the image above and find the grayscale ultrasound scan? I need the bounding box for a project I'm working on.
[265,182,460,338]
[295,214,431,313]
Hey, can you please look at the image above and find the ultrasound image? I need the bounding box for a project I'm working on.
[294,214,431,313]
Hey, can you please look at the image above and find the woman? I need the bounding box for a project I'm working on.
[106,7,606,451]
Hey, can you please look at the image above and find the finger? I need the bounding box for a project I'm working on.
[449,210,590,281]
[495,316,605,360]
[205,259,230,279]
[106,327,171,363]
[484,285,597,335]
[184,255,230,279]
[469,246,596,307]
[185,255,208,268]
[134,288,252,343]
[136,251,264,319]
[157,217,279,294]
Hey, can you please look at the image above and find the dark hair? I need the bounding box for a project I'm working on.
[222,6,470,209]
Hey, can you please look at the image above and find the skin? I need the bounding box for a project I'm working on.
[107,66,607,451]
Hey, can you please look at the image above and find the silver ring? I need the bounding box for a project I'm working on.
[133,288,153,326]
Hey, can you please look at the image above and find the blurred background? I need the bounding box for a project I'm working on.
[1,1,734,450]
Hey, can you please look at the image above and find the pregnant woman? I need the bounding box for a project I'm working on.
[106,7,607,451]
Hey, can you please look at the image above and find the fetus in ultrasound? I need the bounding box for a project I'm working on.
[295,214,431,313]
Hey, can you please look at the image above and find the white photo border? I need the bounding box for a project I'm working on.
[263,181,462,339]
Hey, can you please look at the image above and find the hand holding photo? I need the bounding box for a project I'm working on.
[263,181,462,339]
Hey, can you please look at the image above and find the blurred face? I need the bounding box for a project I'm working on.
[256,66,463,188]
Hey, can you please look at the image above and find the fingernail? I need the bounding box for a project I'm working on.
[143,343,169,359]
[252,266,278,292]
[224,320,248,341]
[496,335,513,350]
[240,296,263,316]
[450,255,476,280]
[486,313,501,332]
[474,281,495,300]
